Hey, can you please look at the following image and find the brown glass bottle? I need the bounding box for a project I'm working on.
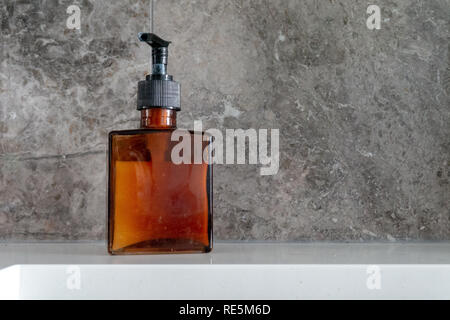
[108,33,212,254]
[108,109,213,254]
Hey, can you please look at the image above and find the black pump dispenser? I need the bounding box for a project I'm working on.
[137,33,181,110]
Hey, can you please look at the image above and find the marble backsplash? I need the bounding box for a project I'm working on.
[0,0,449,241]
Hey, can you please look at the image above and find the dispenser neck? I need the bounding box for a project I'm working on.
[140,109,177,129]
[152,46,168,75]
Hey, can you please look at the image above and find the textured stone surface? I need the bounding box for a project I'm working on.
[0,0,449,241]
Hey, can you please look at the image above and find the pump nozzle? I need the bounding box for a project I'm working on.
[138,33,171,47]
[138,33,171,75]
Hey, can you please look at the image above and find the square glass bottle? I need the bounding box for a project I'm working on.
[107,33,212,254]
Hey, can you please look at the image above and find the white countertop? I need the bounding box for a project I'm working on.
[0,242,449,299]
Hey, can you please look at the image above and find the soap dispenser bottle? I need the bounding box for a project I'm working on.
[108,33,213,254]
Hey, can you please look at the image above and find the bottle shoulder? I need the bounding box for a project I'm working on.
[109,128,174,136]
[109,128,209,137]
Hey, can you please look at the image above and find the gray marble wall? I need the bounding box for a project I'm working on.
[0,0,449,241]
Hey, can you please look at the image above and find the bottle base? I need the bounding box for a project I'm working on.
[108,238,212,255]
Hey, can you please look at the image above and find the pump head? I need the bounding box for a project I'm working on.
[138,33,171,76]
[137,33,180,110]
